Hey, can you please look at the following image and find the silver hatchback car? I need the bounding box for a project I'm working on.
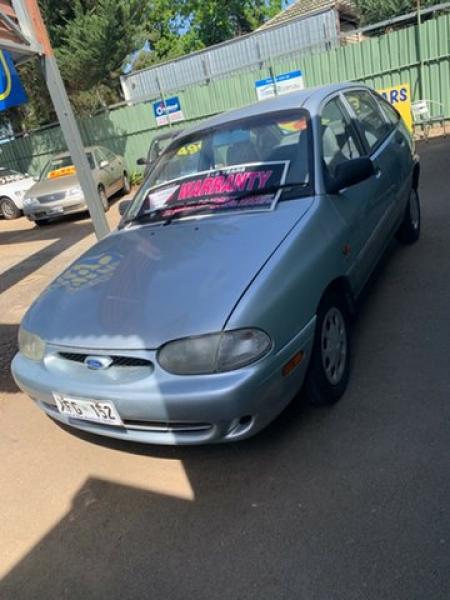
[12,83,420,445]
[22,145,130,225]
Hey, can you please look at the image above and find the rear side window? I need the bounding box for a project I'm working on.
[378,97,401,127]
[345,90,391,151]
[321,97,362,178]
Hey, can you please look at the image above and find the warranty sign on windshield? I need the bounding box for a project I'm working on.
[143,161,290,218]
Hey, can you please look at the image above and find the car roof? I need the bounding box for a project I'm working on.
[182,82,366,136]
[52,145,101,160]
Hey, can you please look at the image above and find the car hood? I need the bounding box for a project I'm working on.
[23,201,314,350]
[26,175,80,198]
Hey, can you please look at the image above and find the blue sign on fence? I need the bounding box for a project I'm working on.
[152,96,184,126]
[0,50,28,111]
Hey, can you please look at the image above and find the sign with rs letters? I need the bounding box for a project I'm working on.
[377,83,413,132]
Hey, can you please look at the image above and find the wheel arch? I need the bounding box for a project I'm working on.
[318,276,356,318]
[412,161,420,191]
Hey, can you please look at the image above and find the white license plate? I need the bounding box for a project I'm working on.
[48,206,64,214]
[53,394,123,426]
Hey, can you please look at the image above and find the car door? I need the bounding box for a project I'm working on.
[376,93,415,210]
[342,89,401,277]
[320,95,380,294]
[95,147,115,195]
[102,147,123,193]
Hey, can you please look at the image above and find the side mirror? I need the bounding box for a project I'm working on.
[136,157,148,166]
[99,159,109,169]
[118,199,132,216]
[328,157,375,194]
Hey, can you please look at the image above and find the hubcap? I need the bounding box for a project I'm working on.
[2,200,14,217]
[99,190,107,209]
[410,190,420,230]
[321,307,347,385]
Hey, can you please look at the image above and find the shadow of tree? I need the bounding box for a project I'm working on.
[0,324,20,394]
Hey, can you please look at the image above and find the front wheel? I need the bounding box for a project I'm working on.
[304,292,351,406]
[1,197,21,219]
[122,172,131,195]
[396,187,420,245]
[98,186,109,212]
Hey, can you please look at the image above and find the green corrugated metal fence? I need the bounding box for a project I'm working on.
[1,13,449,176]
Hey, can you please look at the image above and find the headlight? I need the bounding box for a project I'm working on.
[23,197,38,207]
[18,326,46,361]
[67,186,82,196]
[158,329,272,375]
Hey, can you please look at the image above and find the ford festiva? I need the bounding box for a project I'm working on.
[12,83,420,445]
[22,146,130,226]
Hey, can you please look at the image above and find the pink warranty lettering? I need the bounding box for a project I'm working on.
[177,170,274,200]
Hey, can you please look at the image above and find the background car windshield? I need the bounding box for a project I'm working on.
[0,168,20,177]
[41,153,95,179]
[129,110,311,220]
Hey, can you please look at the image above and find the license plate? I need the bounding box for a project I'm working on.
[48,206,64,214]
[53,393,123,426]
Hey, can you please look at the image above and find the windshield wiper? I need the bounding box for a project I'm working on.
[124,181,309,227]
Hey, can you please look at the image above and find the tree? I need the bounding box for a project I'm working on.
[1,0,285,132]
[354,0,443,25]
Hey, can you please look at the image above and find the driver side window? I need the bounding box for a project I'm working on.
[321,97,361,178]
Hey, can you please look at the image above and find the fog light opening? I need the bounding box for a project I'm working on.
[239,415,252,427]
[226,415,254,438]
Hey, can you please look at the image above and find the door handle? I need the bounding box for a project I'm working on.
[374,166,382,178]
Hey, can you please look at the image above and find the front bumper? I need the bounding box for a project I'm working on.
[24,194,87,220]
[12,318,316,445]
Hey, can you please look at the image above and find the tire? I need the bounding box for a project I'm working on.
[98,186,109,212]
[122,172,131,195]
[396,187,420,245]
[35,218,50,227]
[0,196,21,220]
[304,291,351,406]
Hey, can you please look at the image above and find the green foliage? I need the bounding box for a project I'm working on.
[129,169,144,186]
[354,0,443,25]
[7,0,284,132]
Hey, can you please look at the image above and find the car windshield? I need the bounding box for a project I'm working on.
[148,134,181,162]
[0,168,21,178]
[126,110,311,223]
[41,152,95,180]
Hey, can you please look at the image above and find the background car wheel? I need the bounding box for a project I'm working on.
[98,186,109,212]
[0,196,21,220]
[35,218,50,227]
[304,291,351,406]
[122,172,131,195]
[396,187,421,245]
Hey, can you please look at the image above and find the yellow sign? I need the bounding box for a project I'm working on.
[48,165,77,179]
[377,83,413,132]
[177,142,202,156]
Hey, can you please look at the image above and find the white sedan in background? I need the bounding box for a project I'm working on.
[0,167,36,219]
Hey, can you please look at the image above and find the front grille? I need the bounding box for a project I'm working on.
[123,420,212,433]
[38,191,66,204]
[58,352,152,368]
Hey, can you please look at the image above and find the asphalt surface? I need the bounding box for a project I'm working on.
[1,138,450,599]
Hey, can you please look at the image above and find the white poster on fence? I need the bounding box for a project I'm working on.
[255,70,304,101]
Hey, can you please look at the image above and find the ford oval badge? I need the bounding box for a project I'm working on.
[85,356,113,370]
